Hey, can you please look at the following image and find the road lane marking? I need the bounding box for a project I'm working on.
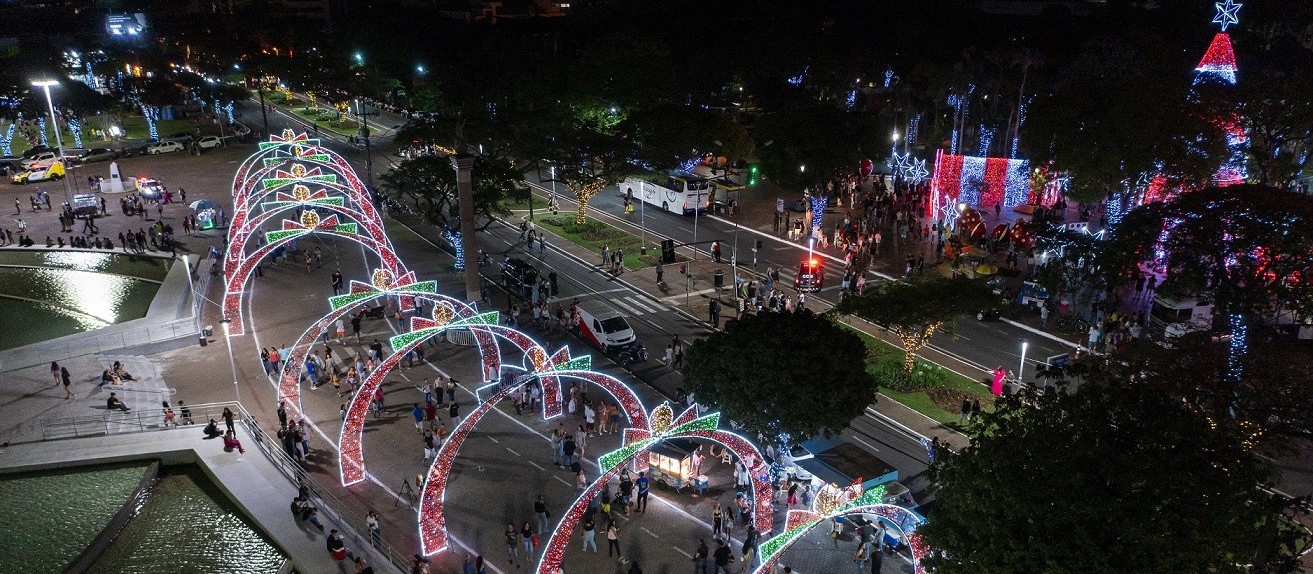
[505,447,521,457]
[554,475,572,487]
[641,527,660,539]
[488,436,500,444]
[529,461,545,471]
[671,547,692,558]
[850,435,879,453]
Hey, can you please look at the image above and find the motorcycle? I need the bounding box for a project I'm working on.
[617,342,650,365]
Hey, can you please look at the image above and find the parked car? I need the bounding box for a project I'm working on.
[11,161,65,184]
[146,141,184,155]
[196,136,224,149]
[118,141,154,157]
[25,151,61,169]
[500,257,540,299]
[78,148,118,163]
[21,145,52,160]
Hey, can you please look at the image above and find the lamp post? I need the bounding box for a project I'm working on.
[1018,340,1029,386]
[32,80,72,202]
[890,131,899,185]
[353,98,376,195]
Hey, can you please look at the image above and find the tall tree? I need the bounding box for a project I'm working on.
[536,122,640,224]
[682,310,878,442]
[379,155,519,231]
[1098,184,1313,333]
[1020,36,1225,203]
[618,104,756,172]
[835,277,996,373]
[922,382,1305,574]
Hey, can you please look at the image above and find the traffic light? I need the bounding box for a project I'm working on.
[748,164,759,186]
[661,239,676,264]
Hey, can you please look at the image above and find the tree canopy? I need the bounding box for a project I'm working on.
[835,277,996,372]
[1097,185,1313,329]
[379,155,519,231]
[922,382,1305,574]
[682,310,878,441]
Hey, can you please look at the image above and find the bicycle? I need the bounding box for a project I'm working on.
[1054,314,1091,334]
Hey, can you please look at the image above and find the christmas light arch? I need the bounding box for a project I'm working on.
[222,217,407,335]
[339,311,657,486]
[747,480,929,574]
[227,132,790,572]
[526,405,774,574]
[273,277,497,421]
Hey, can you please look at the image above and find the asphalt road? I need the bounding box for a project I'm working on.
[215,101,927,573]
[527,177,1079,383]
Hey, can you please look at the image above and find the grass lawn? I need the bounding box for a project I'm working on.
[535,213,673,270]
[844,322,996,430]
[290,107,359,136]
[119,116,195,140]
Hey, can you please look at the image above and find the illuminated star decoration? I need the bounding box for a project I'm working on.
[1212,0,1241,31]
[890,152,912,176]
[909,158,929,184]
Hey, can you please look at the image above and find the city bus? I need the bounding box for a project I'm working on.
[622,172,712,215]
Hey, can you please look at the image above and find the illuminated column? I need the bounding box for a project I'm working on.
[452,153,481,302]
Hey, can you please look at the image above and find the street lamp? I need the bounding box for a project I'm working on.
[354,52,364,64]
[31,79,71,202]
[416,64,425,74]
[1018,340,1029,386]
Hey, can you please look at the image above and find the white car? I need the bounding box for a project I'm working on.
[146,141,184,155]
[196,136,224,149]
[25,151,60,170]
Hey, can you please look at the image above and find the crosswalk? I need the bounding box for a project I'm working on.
[605,295,666,317]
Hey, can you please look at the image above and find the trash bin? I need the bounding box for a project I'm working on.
[713,270,724,288]
[203,325,214,337]
[198,336,208,347]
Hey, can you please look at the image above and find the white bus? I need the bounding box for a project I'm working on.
[622,172,712,215]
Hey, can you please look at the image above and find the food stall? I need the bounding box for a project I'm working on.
[648,438,699,490]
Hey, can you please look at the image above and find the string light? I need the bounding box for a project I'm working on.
[68,117,82,148]
[0,123,14,156]
[1212,0,1241,31]
[222,130,931,573]
[928,153,1030,213]
[37,117,48,146]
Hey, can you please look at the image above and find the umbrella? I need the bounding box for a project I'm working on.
[190,199,214,211]
[976,263,998,275]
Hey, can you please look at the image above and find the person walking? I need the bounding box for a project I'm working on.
[61,366,74,399]
[854,537,871,574]
[581,515,598,552]
[712,502,723,541]
[712,540,734,574]
[634,471,650,512]
[504,524,521,569]
[709,299,721,330]
[534,495,549,535]
[521,521,535,560]
[222,407,235,434]
[606,523,621,558]
[692,539,710,574]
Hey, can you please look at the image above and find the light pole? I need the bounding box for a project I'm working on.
[890,131,899,185]
[549,165,558,211]
[32,79,71,202]
[639,180,646,249]
[1018,340,1029,386]
[353,98,376,195]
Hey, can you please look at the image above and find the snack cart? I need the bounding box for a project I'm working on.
[648,438,699,490]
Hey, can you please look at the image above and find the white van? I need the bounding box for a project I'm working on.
[575,304,636,351]
[1149,295,1214,340]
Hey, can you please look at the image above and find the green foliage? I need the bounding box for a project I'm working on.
[867,352,950,392]
[836,277,997,371]
[379,155,518,231]
[1020,37,1225,202]
[535,214,659,270]
[923,382,1304,574]
[753,107,884,190]
[683,310,879,440]
[618,104,756,169]
[1097,185,1313,327]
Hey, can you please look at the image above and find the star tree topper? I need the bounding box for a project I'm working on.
[1212,0,1241,31]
